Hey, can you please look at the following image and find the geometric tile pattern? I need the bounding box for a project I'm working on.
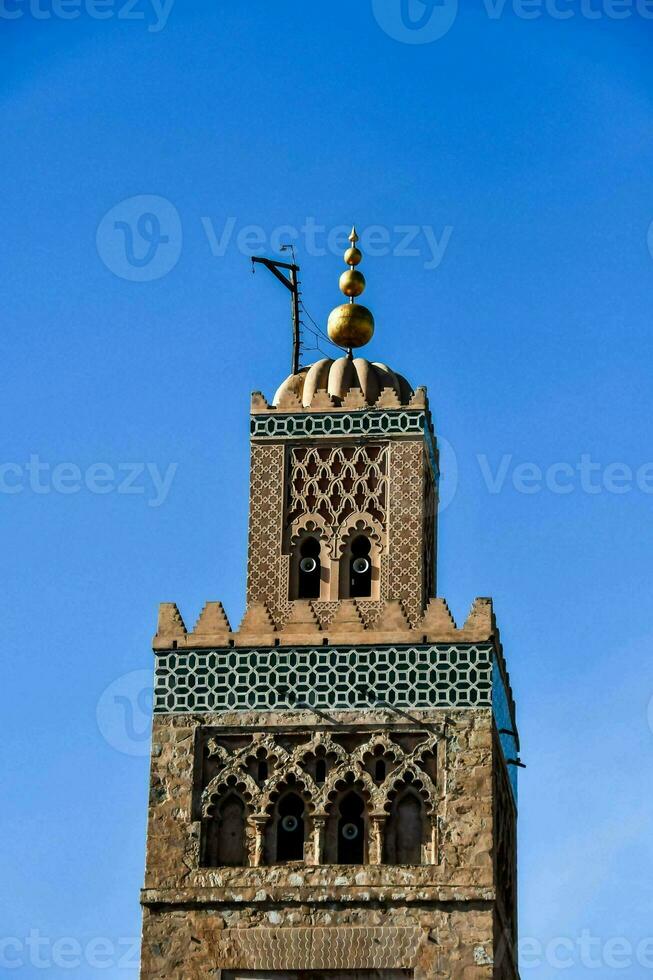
[246,443,286,621]
[250,409,428,440]
[217,926,425,971]
[388,441,427,624]
[153,643,494,713]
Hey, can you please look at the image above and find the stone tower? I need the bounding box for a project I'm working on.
[140,232,521,979]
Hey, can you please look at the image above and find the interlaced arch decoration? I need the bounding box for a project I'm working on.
[353,733,404,768]
[287,444,388,528]
[202,771,259,818]
[197,729,442,864]
[233,733,293,769]
[295,733,350,770]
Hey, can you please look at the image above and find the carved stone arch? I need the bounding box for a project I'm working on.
[205,738,234,766]
[407,737,439,767]
[293,735,350,803]
[324,766,379,811]
[201,786,250,868]
[287,515,332,600]
[292,732,349,768]
[334,512,384,558]
[263,771,316,865]
[287,513,333,556]
[382,769,434,867]
[202,771,259,818]
[354,733,405,786]
[237,734,292,768]
[234,734,293,785]
[262,765,318,815]
[353,732,404,767]
[406,737,440,787]
[324,771,373,865]
[383,765,437,816]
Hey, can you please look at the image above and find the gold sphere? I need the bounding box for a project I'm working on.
[344,246,362,266]
[327,303,375,349]
[339,269,366,297]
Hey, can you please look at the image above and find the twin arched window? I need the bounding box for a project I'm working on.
[292,534,373,600]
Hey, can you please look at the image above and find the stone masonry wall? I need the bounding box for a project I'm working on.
[143,708,494,895]
[139,707,517,979]
[140,905,497,980]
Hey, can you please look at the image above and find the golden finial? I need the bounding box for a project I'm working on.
[344,226,362,268]
[327,224,375,350]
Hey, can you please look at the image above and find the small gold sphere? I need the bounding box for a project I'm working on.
[327,303,375,348]
[344,246,362,266]
[339,269,366,297]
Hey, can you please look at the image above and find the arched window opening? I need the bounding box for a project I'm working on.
[276,792,305,862]
[374,758,386,783]
[384,790,424,866]
[315,759,327,785]
[203,793,247,868]
[337,791,365,864]
[349,536,372,598]
[258,759,269,782]
[297,537,321,600]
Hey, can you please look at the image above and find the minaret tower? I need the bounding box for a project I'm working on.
[140,235,521,979]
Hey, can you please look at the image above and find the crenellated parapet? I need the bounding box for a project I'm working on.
[154,596,497,649]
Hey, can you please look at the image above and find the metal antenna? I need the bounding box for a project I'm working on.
[251,250,301,375]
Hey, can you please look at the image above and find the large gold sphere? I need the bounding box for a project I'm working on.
[344,246,362,266]
[339,269,366,297]
[327,303,375,348]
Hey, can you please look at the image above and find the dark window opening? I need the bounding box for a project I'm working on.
[297,537,321,599]
[384,791,424,865]
[315,759,327,785]
[349,536,372,598]
[276,792,305,862]
[337,791,365,864]
[374,758,386,782]
[203,794,247,867]
[258,759,268,782]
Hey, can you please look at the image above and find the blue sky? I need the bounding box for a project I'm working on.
[2,1,653,976]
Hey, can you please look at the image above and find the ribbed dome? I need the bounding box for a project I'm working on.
[273,357,414,409]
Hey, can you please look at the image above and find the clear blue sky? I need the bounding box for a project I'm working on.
[2,2,653,977]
